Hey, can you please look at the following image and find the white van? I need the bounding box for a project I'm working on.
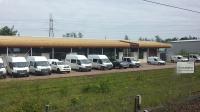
[48,59,71,73]
[0,58,6,78]
[27,56,51,75]
[6,56,29,77]
[65,54,92,72]
[189,54,200,62]
[88,55,113,70]
[170,55,188,63]
[147,56,166,65]
[122,57,141,68]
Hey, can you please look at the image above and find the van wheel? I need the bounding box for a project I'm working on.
[79,68,82,72]
[2,75,6,79]
[11,73,14,78]
[129,65,134,68]
[101,66,105,70]
[57,68,61,73]
[49,72,52,75]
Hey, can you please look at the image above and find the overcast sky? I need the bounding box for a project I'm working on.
[0,0,200,40]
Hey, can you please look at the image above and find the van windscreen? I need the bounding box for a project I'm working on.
[35,61,49,66]
[80,59,90,64]
[0,63,4,68]
[101,59,110,63]
[10,62,28,67]
[57,62,65,65]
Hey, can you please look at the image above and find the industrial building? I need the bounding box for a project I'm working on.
[0,36,171,63]
[167,40,200,59]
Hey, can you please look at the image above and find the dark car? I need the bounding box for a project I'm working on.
[112,60,129,69]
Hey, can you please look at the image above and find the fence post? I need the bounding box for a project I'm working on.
[134,95,141,112]
[45,105,50,112]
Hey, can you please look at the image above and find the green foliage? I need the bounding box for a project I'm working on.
[71,97,80,106]
[63,32,83,38]
[0,26,18,36]
[124,35,129,40]
[155,35,164,42]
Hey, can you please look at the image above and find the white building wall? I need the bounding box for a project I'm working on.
[139,52,147,63]
[41,53,50,59]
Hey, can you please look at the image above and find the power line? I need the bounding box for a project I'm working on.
[142,0,200,14]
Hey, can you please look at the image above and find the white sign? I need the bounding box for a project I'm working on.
[177,62,194,74]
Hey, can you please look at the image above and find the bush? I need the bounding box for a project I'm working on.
[82,80,110,93]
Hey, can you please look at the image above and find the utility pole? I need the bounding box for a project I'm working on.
[49,14,54,38]
[49,14,55,58]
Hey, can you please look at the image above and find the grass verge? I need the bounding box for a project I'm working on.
[0,66,200,112]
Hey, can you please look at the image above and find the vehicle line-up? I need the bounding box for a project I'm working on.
[0,53,199,78]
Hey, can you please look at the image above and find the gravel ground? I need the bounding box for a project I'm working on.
[150,95,200,112]
[0,63,176,82]
[1,63,199,82]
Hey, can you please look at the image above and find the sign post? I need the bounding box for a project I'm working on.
[176,62,195,74]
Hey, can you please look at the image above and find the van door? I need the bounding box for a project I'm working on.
[153,58,157,64]
[71,59,77,70]
[93,59,98,69]
[51,62,57,71]
[29,61,35,73]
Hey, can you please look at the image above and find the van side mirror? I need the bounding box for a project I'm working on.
[34,63,37,68]
[77,62,81,65]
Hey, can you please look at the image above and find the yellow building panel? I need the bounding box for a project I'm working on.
[0,36,171,48]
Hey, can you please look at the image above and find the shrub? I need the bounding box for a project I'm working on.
[82,80,110,93]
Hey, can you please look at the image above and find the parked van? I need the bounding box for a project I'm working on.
[147,56,166,65]
[88,55,113,70]
[27,56,51,75]
[170,55,188,63]
[189,54,200,62]
[0,58,6,78]
[6,56,29,77]
[122,57,141,68]
[65,54,92,72]
[48,59,71,73]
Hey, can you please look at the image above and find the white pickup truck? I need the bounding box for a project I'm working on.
[48,59,71,73]
[170,55,188,63]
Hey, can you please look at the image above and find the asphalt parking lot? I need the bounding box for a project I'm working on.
[0,63,182,82]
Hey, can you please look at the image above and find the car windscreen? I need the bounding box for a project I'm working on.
[101,59,111,63]
[130,58,137,61]
[57,62,65,65]
[10,62,28,67]
[80,59,90,64]
[35,61,49,66]
[0,63,4,68]
[155,58,162,61]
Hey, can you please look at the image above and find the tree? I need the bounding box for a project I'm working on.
[78,32,83,38]
[63,32,83,38]
[164,37,178,43]
[0,26,17,36]
[124,35,129,40]
[155,35,163,42]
